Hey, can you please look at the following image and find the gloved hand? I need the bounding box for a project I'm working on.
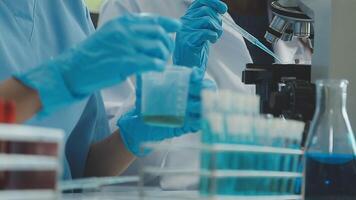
[173,0,227,70]
[14,14,181,115]
[117,67,217,156]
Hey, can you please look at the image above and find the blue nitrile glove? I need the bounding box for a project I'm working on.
[117,67,217,156]
[173,0,227,70]
[14,14,181,115]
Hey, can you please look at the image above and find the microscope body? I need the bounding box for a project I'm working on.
[242,63,315,145]
[243,64,314,121]
[243,0,356,130]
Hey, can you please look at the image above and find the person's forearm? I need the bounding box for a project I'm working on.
[0,78,42,123]
[84,130,136,177]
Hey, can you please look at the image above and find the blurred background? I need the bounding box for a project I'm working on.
[85,0,104,27]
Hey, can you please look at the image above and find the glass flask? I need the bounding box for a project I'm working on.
[303,79,356,200]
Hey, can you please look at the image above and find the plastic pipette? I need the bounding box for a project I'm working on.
[221,15,282,63]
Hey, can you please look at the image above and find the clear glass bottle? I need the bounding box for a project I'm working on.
[303,80,356,200]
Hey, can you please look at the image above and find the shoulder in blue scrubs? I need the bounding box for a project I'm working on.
[0,0,110,179]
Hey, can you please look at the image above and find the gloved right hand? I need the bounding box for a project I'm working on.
[173,0,227,70]
[14,14,181,115]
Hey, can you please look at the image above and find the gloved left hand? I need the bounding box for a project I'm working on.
[14,14,181,116]
[117,67,217,156]
[173,0,227,70]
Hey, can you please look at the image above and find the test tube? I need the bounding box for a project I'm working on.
[226,115,243,195]
[287,121,305,194]
[201,90,219,144]
[201,113,225,195]
[202,90,218,116]
[217,90,233,115]
[275,120,304,194]
[241,116,256,195]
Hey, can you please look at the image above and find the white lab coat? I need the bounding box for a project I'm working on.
[274,38,312,64]
[98,0,254,189]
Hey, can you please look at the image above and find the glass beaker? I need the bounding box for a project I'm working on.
[303,79,356,200]
[141,66,192,128]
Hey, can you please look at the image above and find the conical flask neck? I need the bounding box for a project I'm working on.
[316,80,348,115]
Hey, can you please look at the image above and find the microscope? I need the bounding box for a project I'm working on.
[243,0,356,141]
[243,0,316,126]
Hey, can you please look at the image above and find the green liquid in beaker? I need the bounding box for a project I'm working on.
[143,115,184,127]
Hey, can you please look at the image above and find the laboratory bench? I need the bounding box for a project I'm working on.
[62,186,200,200]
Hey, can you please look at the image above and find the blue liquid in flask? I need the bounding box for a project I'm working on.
[304,153,356,200]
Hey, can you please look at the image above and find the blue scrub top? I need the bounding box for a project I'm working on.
[0,0,110,179]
